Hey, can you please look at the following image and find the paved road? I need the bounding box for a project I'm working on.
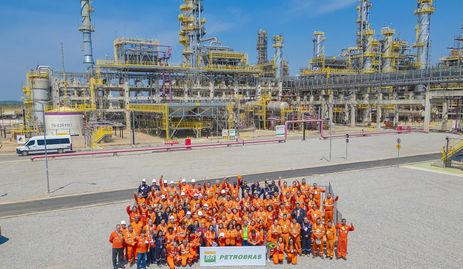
[0,153,439,218]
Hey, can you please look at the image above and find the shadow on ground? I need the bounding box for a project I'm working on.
[0,236,9,245]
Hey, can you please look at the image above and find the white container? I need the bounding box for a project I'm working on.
[45,112,83,136]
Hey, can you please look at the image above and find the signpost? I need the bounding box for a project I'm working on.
[200,246,266,267]
[345,134,350,160]
[396,138,401,166]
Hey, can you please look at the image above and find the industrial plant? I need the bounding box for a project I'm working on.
[16,0,463,146]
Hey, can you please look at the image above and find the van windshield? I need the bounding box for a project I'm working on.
[25,140,35,146]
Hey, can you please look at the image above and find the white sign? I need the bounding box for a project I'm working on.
[222,129,236,138]
[200,246,266,267]
[276,125,285,137]
[16,135,26,144]
[229,129,236,138]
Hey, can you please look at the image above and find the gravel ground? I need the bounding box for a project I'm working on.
[0,133,456,203]
[1,166,462,269]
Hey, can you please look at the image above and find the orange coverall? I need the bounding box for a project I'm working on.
[272,242,285,264]
[325,225,337,258]
[312,224,325,256]
[166,244,179,269]
[285,243,298,265]
[289,222,302,254]
[336,224,355,258]
[124,231,137,263]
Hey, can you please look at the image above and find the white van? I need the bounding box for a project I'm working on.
[16,135,72,156]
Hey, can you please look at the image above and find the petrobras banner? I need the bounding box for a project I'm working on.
[200,246,266,267]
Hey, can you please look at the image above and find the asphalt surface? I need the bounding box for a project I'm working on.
[1,165,463,269]
[0,153,439,218]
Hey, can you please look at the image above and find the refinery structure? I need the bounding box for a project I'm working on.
[19,0,463,144]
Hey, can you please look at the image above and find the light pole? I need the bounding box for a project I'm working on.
[345,134,349,160]
[40,102,50,193]
[445,136,450,168]
[329,118,332,161]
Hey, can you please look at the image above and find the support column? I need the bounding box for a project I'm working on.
[328,94,334,124]
[394,105,399,127]
[184,84,189,99]
[256,82,262,99]
[376,93,383,129]
[123,82,131,133]
[442,100,448,131]
[350,105,356,127]
[209,81,215,99]
[376,104,382,129]
[277,81,283,101]
[234,80,239,99]
[424,91,431,131]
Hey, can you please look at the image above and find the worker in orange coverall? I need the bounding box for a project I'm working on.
[272,236,285,264]
[336,218,355,260]
[325,221,337,259]
[109,224,125,269]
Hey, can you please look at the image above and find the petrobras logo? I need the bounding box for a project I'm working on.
[200,246,266,266]
[204,251,216,263]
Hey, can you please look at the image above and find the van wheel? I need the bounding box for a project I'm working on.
[21,151,29,156]
[57,149,64,154]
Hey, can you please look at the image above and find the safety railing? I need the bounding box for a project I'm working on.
[441,138,463,161]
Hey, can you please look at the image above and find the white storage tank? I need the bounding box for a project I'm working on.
[267,101,289,112]
[45,111,84,136]
[31,77,50,123]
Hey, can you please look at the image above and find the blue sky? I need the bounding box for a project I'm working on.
[0,0,462,100]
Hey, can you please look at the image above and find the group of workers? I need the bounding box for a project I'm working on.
[109,176,354,269]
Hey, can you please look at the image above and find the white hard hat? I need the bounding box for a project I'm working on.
[204,203,209,207]
[193,193,198,197]
[181,178,187,183]
[221,189,226,194]
[198,211,203,216]
[169,180,174,184]
[152,179,156,183]
[191,179,196,183]
[186,211,192,215]
[142,178,146,183]
[181,192,186,196]
[169,216,174,220]
[161,194,166,199]
[219,232,225,238]
[121,220,126,225]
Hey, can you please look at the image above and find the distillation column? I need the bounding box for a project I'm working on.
[381,27,396,73]
[414,0,434,125]
[179,0,206,67]
[257,29,268,64]
[356,0,372,56]
[273,35,284,80]
[79,0,95,68]
[313,31,325,59]
[414,0,434,70]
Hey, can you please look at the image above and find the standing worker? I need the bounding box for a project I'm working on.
[136,230,150,269]
[138,179,150,199]
[325,221,337,259]
[323,193,338,224]
[300,217,312,255]
[109,224,125,269]
[336,218,355,260]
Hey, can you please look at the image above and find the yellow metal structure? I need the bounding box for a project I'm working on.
[127,103,170,140]
[441,139,463,162]
[91,126,113,149]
